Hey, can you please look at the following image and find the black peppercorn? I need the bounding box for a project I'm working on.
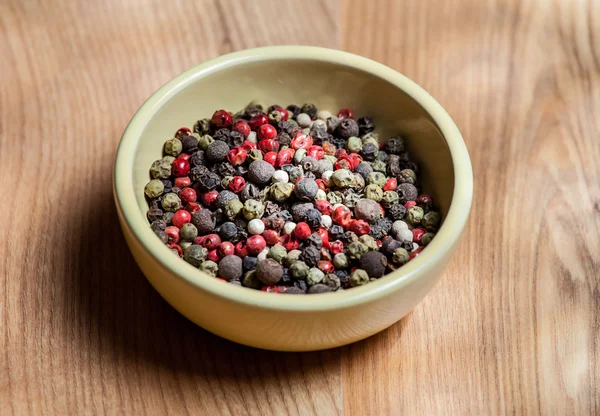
[147,207,164,222]
[389,204,407,220]
[386,136,405,154]
[310,127,329,144]
[218,161,236,177]
[163,212,174,224]
[291,202,314,222]
[216,190,238,209]
[213,127,231,144]
[361,142,379,161]
[235,165,248,176]
[277,120,294,135]
[292,280,307,292]
[354,162,373,180]
[304,208,322,229]
[294,178,318,201]
[342,231,359,245]
[263,201,281,217]
[358,116,375,135]
[248,160,275,185]
[397,183,419,204]
[160,179,173,193]
[301,246,320,267]
[277,210,293,222]
[240,182,259,202]
[280,269,292,285]
[335,118,359,139]
[181,135,199,154]
[301,103,317,119]
[305,233,323,250]
[229,130,244,147]
[155,229,168,244]
[189,165,208,182]
[277,132,292,146]
[387,154,402,177]
[286,104,301,118]
[369,224,387,240]
[151,219,167,232]
[243,256,259,271]
[190,150,205,167]
[219,222,237,241]
[329,224,345,241]
[330,136,347,149]
[307,284,332,294]
[197,171,220,191]
[334,270,350,288]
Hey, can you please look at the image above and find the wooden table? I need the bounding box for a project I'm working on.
[1,0,598,414]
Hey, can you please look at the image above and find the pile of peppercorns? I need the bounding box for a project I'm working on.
[145,102,441,294]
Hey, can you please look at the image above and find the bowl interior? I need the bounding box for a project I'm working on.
[132,59,454,222]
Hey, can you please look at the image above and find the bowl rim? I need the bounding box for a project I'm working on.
[114,45,473,311]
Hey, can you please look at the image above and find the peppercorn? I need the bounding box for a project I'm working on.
[183,244,208,267]
[180,223,199,241]
[359,251,387,278]
[380,190,400,208]
[293,177,318,201]
[359,234,379,251]
[193,118,211,135]
[206,140,229,162]
[386,136,405,154]
[397,183,419,204]
[347,241,368,260]
[163,212,174,224]
[333,252,349,269]
[161,193,181,213]
[164,138,183,157]
[181,135,199,154]
[242,270,262,289]
[349,269,369,287]
[144,179,164,199]
[150,158,172,179]
[255,258,283,285]
[422,232,435,246]
[330,169,354,188]
[218,255,243,281]
[264,245,285,264]
[306,268,325,286]
[296,113,312,128]
[218,222,237,241]
[335,118,359,138]
[248,160,275,185]
[358,116,375,135]
[301,103,317,119]
[304,233,323,250]
[361,142,379,161]
[242,199,264,220]
[289,261,309,279]
[191,209,215,235]
[407,206,424,225]
[351,198,380,223]
[392,248,410,265]
[199,260,219,277]
[290,202,314,222]
[422,211,440,231]
[398,169,417,185]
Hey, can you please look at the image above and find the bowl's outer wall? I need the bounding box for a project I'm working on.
[116,49,470,351]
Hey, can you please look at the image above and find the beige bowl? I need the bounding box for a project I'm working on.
[114,46,473,351]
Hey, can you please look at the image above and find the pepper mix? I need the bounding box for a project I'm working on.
[144,102,442,294]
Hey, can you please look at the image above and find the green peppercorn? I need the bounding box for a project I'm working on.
[315,189,327,200]
[422,232,435,246]
[144,179,164,198]
[371,159,387,173]
[359,234,378,251]
[180,223,198,241]
[333,253,349,269]
[194,118,211,135]
[347,241,368,260]
[289,261,309,279]
[242,270,261,289]
[352,173,365,191]
[164,138,183,156]
[407,206,424,225]
[392,247,409,265]
[381,190,400,208]
[367,172,387,187]
[345,136,363,153]
[362,132,380,143]
[294,148,307,164]
[331,169,355,188]
[283,249,303,267]
[225,199,243,219]
[221,176,233,189]
[198,134,214,150]
[183,244,208,267]
[326,191,344,205]
[267,245,287,264]
[162,155,175,165]
[248,148,263,162]
[323,273,341,291]
[268,110,282,123]
[324,155,338,165]
[364,184,383,201]
[306,267,325,286]
[180,241,192,250]
[349,269,370,287]
[269,182,293,202]
[422,211,440,231]
[343,192,362,208]
[150,158,172,179]
[161,193,181,212]
[199,260,219,277]
[399,169,417,184]
[243,199,264,220]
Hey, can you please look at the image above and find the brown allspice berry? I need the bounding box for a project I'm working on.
[256,258,283,285]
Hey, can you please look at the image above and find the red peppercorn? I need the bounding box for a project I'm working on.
[376,240,382,248]
[416,194,433,206]
[290,133,313,150]
[258,124,277,140]
[258,139,279,154]
[315,179,326,191]
[201,234,221,250]
[318,260,334,274]
[175,127,191,139]
[404,201,417,209]
[383,178,398,191]
[322,142,336,155]
[262,229,280,245]
[263,151,278,167]
[276,148,295,167]
[409,247,423,260]
[347,153,363,169]
[348,219,371,236]
[306,145,324,160]
[274,107,289,121]
[216,277,227,282]
[228,176,246,193]
[172,209,191,228]
[261,285,281,293]
[316,228,330,249]
[193,236,205,246]
[241,140,257,151]
[282,234,299,251]
[171,157,190,177]
[334,155,353,171]
[201,190,219,208]
[232,120,251,138]
[165,226,180,244]
[249,113,269,130]
[211,109,232,127]
[315,200,333,215]
[179,187,197,204]
[227,147,248,166]
[174,177,191,188]
[337,108,353,119]
[178,153,191,161]
[412,228,427,245]
[246,235,266,255]
[330,240,344,255]
[186,202,201,214]
[207,249,220,262]
[332,205,352,227]
[219,241,235,257]
[233,241,247,257]
[294,222,311,240]
[335,148,348,158]
[169,243,183,257]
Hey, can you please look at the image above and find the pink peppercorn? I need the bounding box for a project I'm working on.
[335,148,348,158]
[174,177,191,188]
[274,107,289,121]
[179,187,197,204]
[315,179,326,191]
[165,226,180,244]
[334,156,353,171]
[241,140,257,151]
[261,285,281,293]
[219,241,235,257]
[228,176,245,193]
[409,247,423,260]
[276,148,295,167]
[307,146,324,160]
[227,147,248,166]
[315,200,332,215]
[330,240,344,254]
[169,243,183,257]
[258,139,279,154]
[202,234,221,250]
[201,190,219,208]
[417,194,433,206]
[207,249,220,262]
[186,202,201,214]
[211,109,232,127]
[412,228,426,245]
[316,228,330,249]
[175,127,191,138]
[290,133,313,150]
[216,277,227,282]
[347,153,363,169]
[232,120,251,138]
[258,124,277,140]
[263,152,277,167]
[246,235,266,255]
[282,234,299,251]
[193,236,205,246]
[171,157,190,177]
[262,229,280,245]
[337,108,353,119]
[172,210,191,228]
[235,241,248,257]
[404,201,417,209]
[294,222,311,240]
[178,153,191,161]
[332,206,352,227]
[318,260,334,274]
[383,178,398,191]
[249,113,269,130]
[348,219,370,236]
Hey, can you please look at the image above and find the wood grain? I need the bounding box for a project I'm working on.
[0,0,598,414]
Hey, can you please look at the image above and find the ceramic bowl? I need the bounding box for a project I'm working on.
[113,46,473,351]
